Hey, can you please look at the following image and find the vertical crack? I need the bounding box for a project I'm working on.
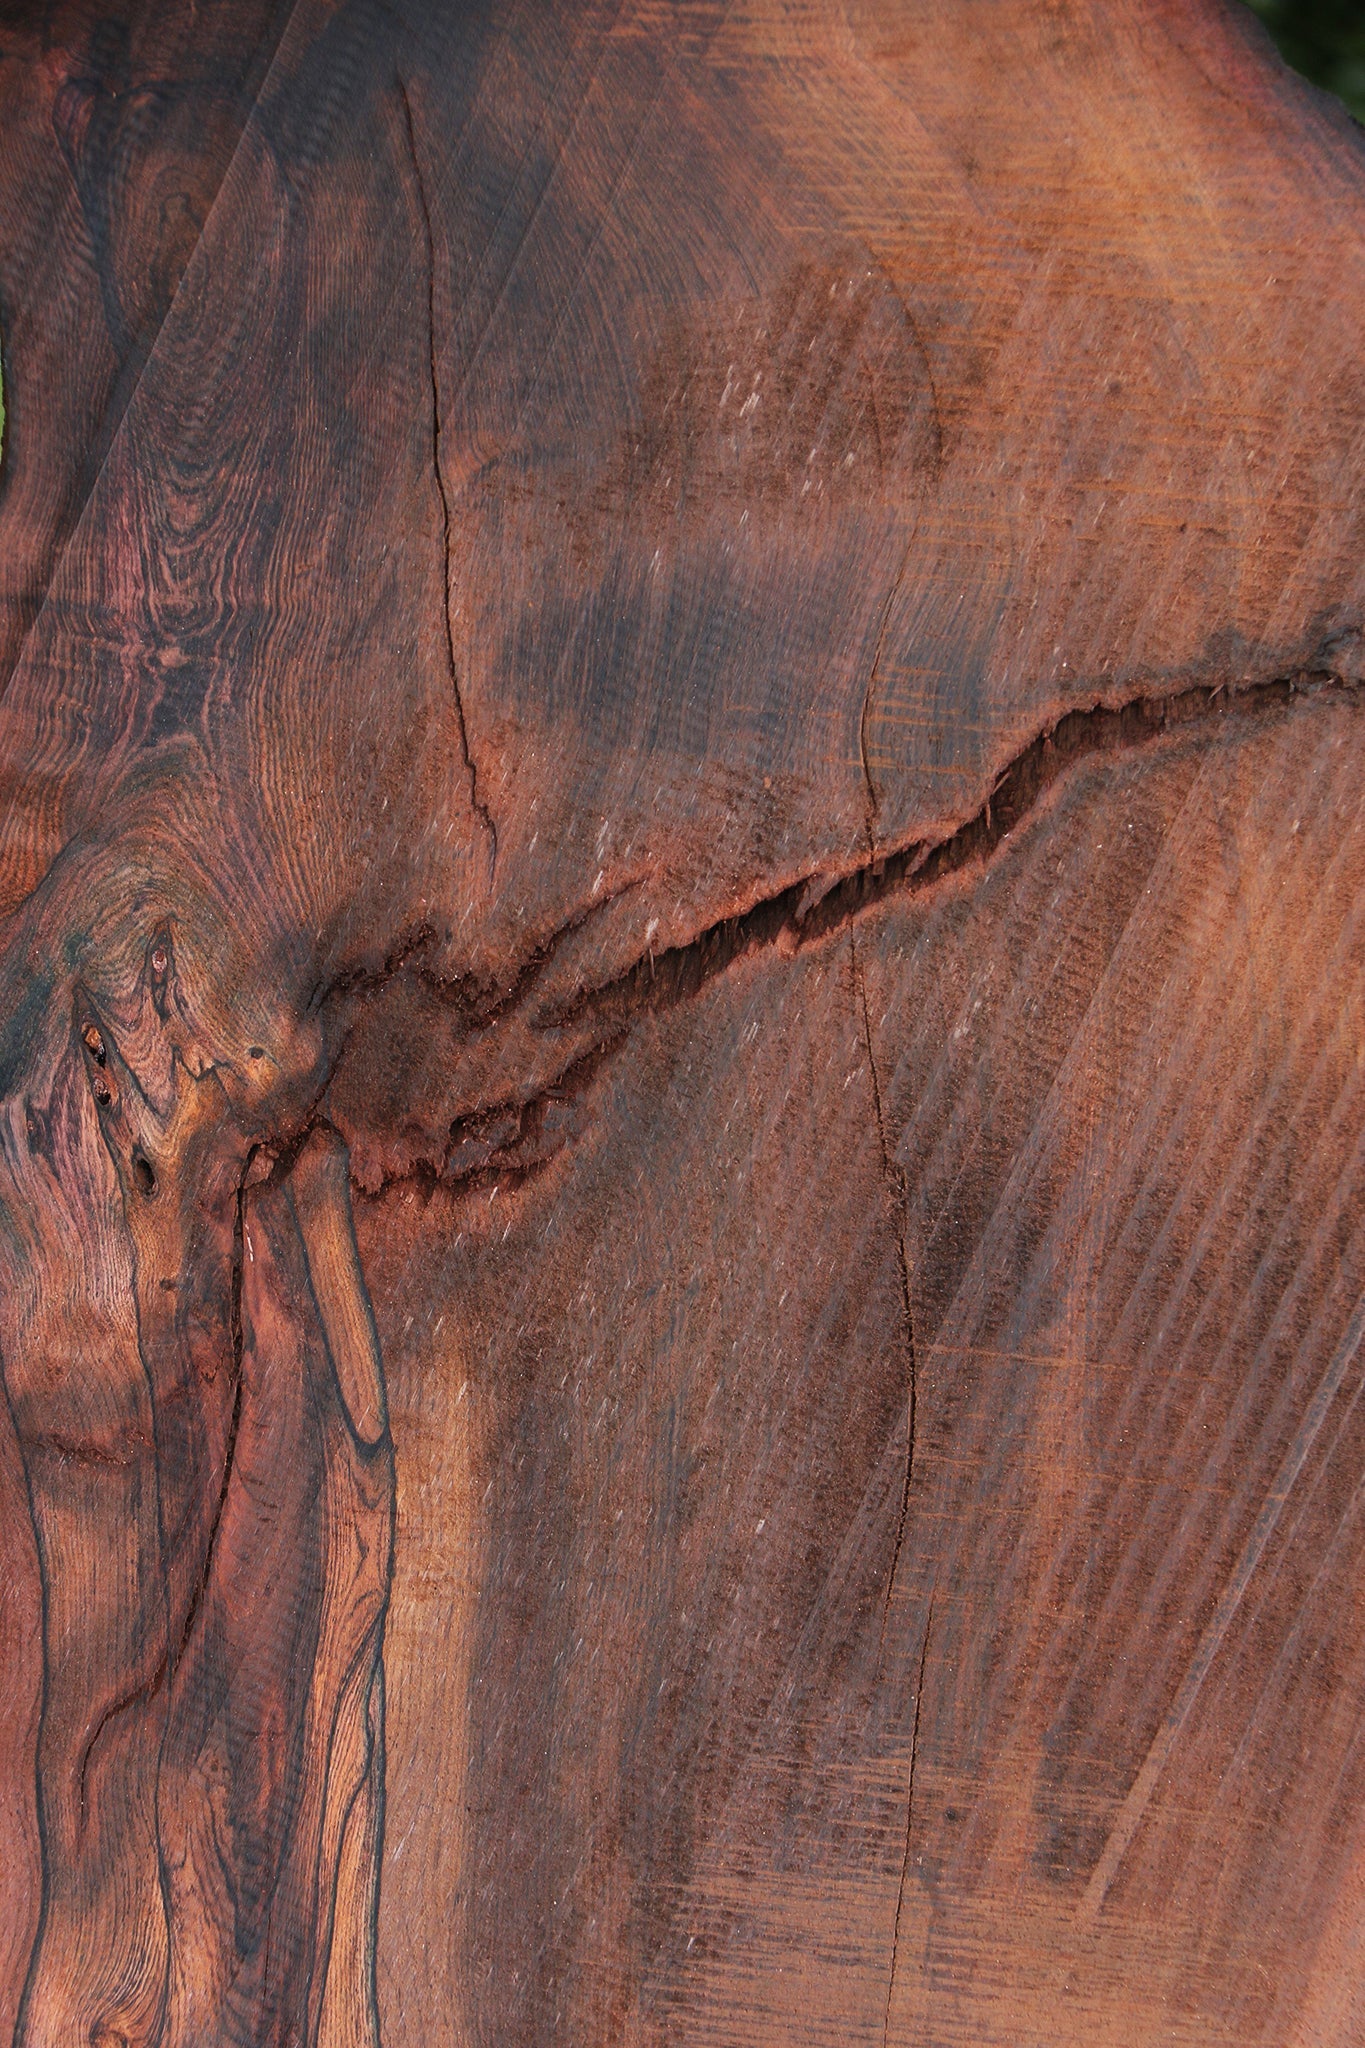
[884,1589,935,2048]
[851,932,918,1654]
[397,76,499,880]
[858,569,900,856]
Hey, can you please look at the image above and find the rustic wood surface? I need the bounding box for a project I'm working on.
[1,0,1363,2041]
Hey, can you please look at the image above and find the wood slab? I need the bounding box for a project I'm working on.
[0,0,1362,2041]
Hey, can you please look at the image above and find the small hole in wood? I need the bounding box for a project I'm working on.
[248,1046,266,1060]
[132,1151,157,1199]
[93,1080,113,1108]
[82,1023,107,1065]
[148,931,174,1017]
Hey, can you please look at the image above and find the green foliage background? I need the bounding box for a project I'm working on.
[1248,0,1365,121]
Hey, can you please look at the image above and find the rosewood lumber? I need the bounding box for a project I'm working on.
[0,1,1362,2043]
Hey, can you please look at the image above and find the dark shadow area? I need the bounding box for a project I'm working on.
[1247,0,1365,121]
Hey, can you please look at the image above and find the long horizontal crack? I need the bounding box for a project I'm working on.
[350,662,1361,1199]
[554,667,1356,1032]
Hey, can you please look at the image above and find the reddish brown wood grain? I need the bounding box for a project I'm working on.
[0,0,1363,2041]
